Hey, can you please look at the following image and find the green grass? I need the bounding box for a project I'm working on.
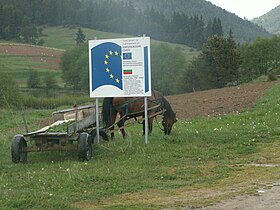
[1,82,280,209]
[43,26,131,50]
[0,54,62,87]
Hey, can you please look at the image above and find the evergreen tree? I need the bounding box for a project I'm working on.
[75,27,86,45]
[201,35,239,88]
[187,15,205,48]
[20,17,39,44]
[212,18,223,36]
[0,5,3,38]
[185,35,240,90]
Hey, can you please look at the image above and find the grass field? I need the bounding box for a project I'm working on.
[1,82,280,209]
[0,54,62,87]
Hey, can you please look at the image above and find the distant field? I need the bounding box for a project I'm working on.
[0,26,198,91]
[0,44,63,87]
[43,26,198,61]
[43,26,131,50]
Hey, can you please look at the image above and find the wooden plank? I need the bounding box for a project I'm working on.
[26,143,77,152]
[67,115,96,135]
[52,104,96,121]
[24,120,74,136]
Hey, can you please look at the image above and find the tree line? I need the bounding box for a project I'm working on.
[0,3,44,44]
[1,0,224,48]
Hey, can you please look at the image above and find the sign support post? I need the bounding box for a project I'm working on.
[144,97,148,144]
[95,98,99,143]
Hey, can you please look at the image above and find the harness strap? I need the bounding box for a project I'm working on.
[113,97,141,115]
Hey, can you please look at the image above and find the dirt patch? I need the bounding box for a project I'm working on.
[198,182,280,210]
[166,82,276,120]
[0,44,64,70]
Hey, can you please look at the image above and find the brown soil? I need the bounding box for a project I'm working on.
[166,82,276,120]
[0,44,64,70]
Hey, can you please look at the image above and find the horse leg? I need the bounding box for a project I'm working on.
[148,117,154,135]
[110,125,115,140]
[117,116,128,139]
[142,117,153,136]
[109,110,118,140]
[118,120,127,138]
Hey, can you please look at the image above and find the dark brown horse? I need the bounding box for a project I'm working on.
[102,90,177,139]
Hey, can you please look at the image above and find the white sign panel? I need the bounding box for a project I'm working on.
[89,37,151,97]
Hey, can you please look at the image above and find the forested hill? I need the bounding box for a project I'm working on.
[117,0,270,43]
[0,0,270,47]
[252,5,280,34]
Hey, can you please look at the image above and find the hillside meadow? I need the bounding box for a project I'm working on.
[0,26,198,92]
[0,81,280,209]
[43,26,198,61]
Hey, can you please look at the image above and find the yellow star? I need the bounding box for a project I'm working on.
[110,74,114,79]
[114,51,119,56]
[109,51,113,55]
[116,78,120,83]
[104,60,108,65]
[106,68,110,72]
[105,54,109,59]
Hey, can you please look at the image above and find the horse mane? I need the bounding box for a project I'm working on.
[153,90,175,118]
[161,95,175,117]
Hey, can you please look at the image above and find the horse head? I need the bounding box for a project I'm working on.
[162,112,177,135]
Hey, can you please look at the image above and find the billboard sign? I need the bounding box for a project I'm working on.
[89,37,151,97]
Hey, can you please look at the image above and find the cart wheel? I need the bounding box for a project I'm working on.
[90,129,109,144]
[11,135,27,163]
[78,133,92,161]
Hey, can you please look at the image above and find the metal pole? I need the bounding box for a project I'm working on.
[93,37,100,144]
[144,97,148,144]
[95,98,100,143]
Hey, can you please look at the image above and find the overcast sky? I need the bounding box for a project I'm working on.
[206,0,280,19]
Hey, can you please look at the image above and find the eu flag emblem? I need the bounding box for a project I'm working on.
[91,42,122,91]
[123,52,132,60]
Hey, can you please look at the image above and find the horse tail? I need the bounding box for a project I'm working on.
[102,97,114,128]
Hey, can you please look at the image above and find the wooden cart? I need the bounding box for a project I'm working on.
[11,104,108,163]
